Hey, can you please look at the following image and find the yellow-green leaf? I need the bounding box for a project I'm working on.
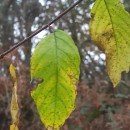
[90,0,130,86]
[9,64,19,130]
[31,30,80,129]
[10,64,16,82]
[10,124,18,130]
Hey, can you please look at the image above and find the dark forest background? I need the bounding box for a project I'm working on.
[1,0,130,130]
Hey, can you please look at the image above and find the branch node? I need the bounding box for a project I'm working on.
[47,24,55,33]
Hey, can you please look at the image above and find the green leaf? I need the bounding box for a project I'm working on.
[90,0,130,86]
[31,30,80,129]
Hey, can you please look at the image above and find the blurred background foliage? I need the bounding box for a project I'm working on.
[0,0,130,130]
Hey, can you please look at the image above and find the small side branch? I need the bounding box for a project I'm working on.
[0,0,83,59]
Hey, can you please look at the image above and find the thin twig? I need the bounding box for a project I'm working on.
[0,0,83,59]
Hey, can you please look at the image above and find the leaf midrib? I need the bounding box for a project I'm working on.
[53,31,59,126]
[104,0,119,65]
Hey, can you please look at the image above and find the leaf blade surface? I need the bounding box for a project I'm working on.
[31,30,80,129]
[90,0,130,86]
